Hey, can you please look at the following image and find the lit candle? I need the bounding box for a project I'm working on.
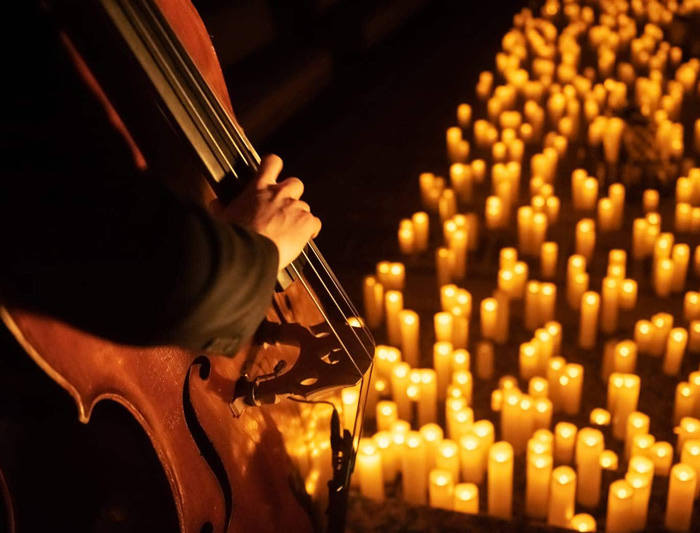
[453,483,479,514]
[534,398,553,430]
[488,442,514,520]
[363,275,384,329]
[433,341,453,401]
[412,211,429,252]
[672,244,690,293]
[452,370,473,406]
[547,466,577,527]
[579,291,600,349]
[541,241,558,279]
[563,364,584,415]
[481,298,499,339]
[434,312,454,344]
[476,341,495,380]
[436,247,455,287]
[600,450,619,471]
[576,428,604,508]
[418,369,438,426]
[600,277,620,334]
[619,279,638,310]
[651,442,674,476]
[554,422,577,465]
[385,290,403,346]
[607,480,635,533]
[625,471,652,531]
[357,440,385,500]
[689,322,700,353]
[570,514,597,532]
[625,412,650,460]
[373,401,400,444]
[391,362,411,420]
[451,307,469,350]
[428,469,454,510]
[525,453,552,519]
[398,310,420,367]
[611,374,641,440]
[576,218,596,262]
[373,431,398,483]
[677,418,700,454]
[538,283,557,325]
[675,383,695,425]
[663,328,688,375]
[665,464,697,532]
[419,423,444,473]
[402,432,428,505]
[436,439,461,485]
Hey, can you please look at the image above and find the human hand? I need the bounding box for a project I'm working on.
[220,154,321,271]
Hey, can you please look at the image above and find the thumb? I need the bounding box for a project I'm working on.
[255,154,283,189]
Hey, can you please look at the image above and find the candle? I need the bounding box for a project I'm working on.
[399,310,420,367]
[363,275,384,329]
[539,283,557,324]
[672,244,690,292]
[563,364,584,415]
[418,369,438,426]
[357,440,385,500]
[525,453,552,519]
[460,433,485,484]
[433,341,453,400]
[436,439,460,484]
[600,450,619,471]
[554,422,577,465]
[613,341,638,375]
[476,341,495,380]
[676,383,695,425]
[451,307,469,350]
[376,401,398,432]
[451,348,470,373]
[436,247,455,287]
[607,480,635,533]
[385,290,404,346]
[534,398,553,430]
[481,298,498,339]
[576,218,596,262]
[419,423,444,473]
[651,442,674,476]
[625,412,650,460]
[541,241,558,278]
[663,328,688,375]
[528,377,549,399]
[547,466,576,527]
[453,483,479,514]
[452,370,473,406]
[547,357,566,410]
[576,428,603,508]
[611,374,641,440]
[398,219,415,254]
[655,258,674,297]
[488,442,514,520]
[579,291,600,349]
[665,464,697,532]
[429,469,454,510]
[600,277,620,334]
[677,418,700,454]
[570,514,597,532]
[625,471,652,531]
[402,432,428,504]
[391,362,411,420]
[681,440,700,499]
[373,431,397,482]
[434,312,453,344]
[690,322,700,353]
[590,408,611,427]
[412,211,429,251]
[620,279,638,310]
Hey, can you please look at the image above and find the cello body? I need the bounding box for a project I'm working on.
[0,0,363,531]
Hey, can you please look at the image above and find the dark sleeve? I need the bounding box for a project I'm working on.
[0,4,278,355]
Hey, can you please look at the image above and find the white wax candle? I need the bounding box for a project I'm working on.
[398,310,420,367]
[547,466,577,527]
[525,453,552,519]
[453,483,479,514]
[488,442,514,520]
[665,464,697,532]
[357,440,385,500]
[402,432,428,505]
[428,469,454,510]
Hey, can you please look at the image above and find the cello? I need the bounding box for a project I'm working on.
[0,0,374,531]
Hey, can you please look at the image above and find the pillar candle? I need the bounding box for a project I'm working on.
[402,432,428,505]
[534,398,553,430]
[576,428,603,508]
[525,453,552,519]
[576,219,596,262]
[476,341,495,380]
[625,471,652,531]
[433,341,453,401]
[607,480,635,533]
[672,244,690,292]
[460,433,485,484]
[412,211,429,251]
[480,298,499,339]
[675,383,695,425]
[385,290,403,346]
[625,412,650,460]
[376,401,398,432]
[579,291,600,349]
[488,442,514,520]
[631,434,655,461]
[436,247,455,287]
[373,431,397,482]
[677,418,700,455]
[357,440,385,500]
[453,483,479,514]
[363,276,384,329]
[554,422,577,465]
[612,374,641,440]
[655,258,674,297]
[651,442,674,476]
[570,514,596,532]
[663,328,688,375]
[434,313,453,343]
[547,466,577,527]
[619,279,638,310]
[391,362,411,421]
[541,241,558,279]
[563,364,584,415]
[399,310,420,367]
[418,369,438,427]
[600,450,619,471]
[665,464,697,532]
[600,277,620,334]
[436,440,460,485]
[428,469,454,510]
[538,283,557,324]
[420,423,444,473]
[451,307,469,350]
